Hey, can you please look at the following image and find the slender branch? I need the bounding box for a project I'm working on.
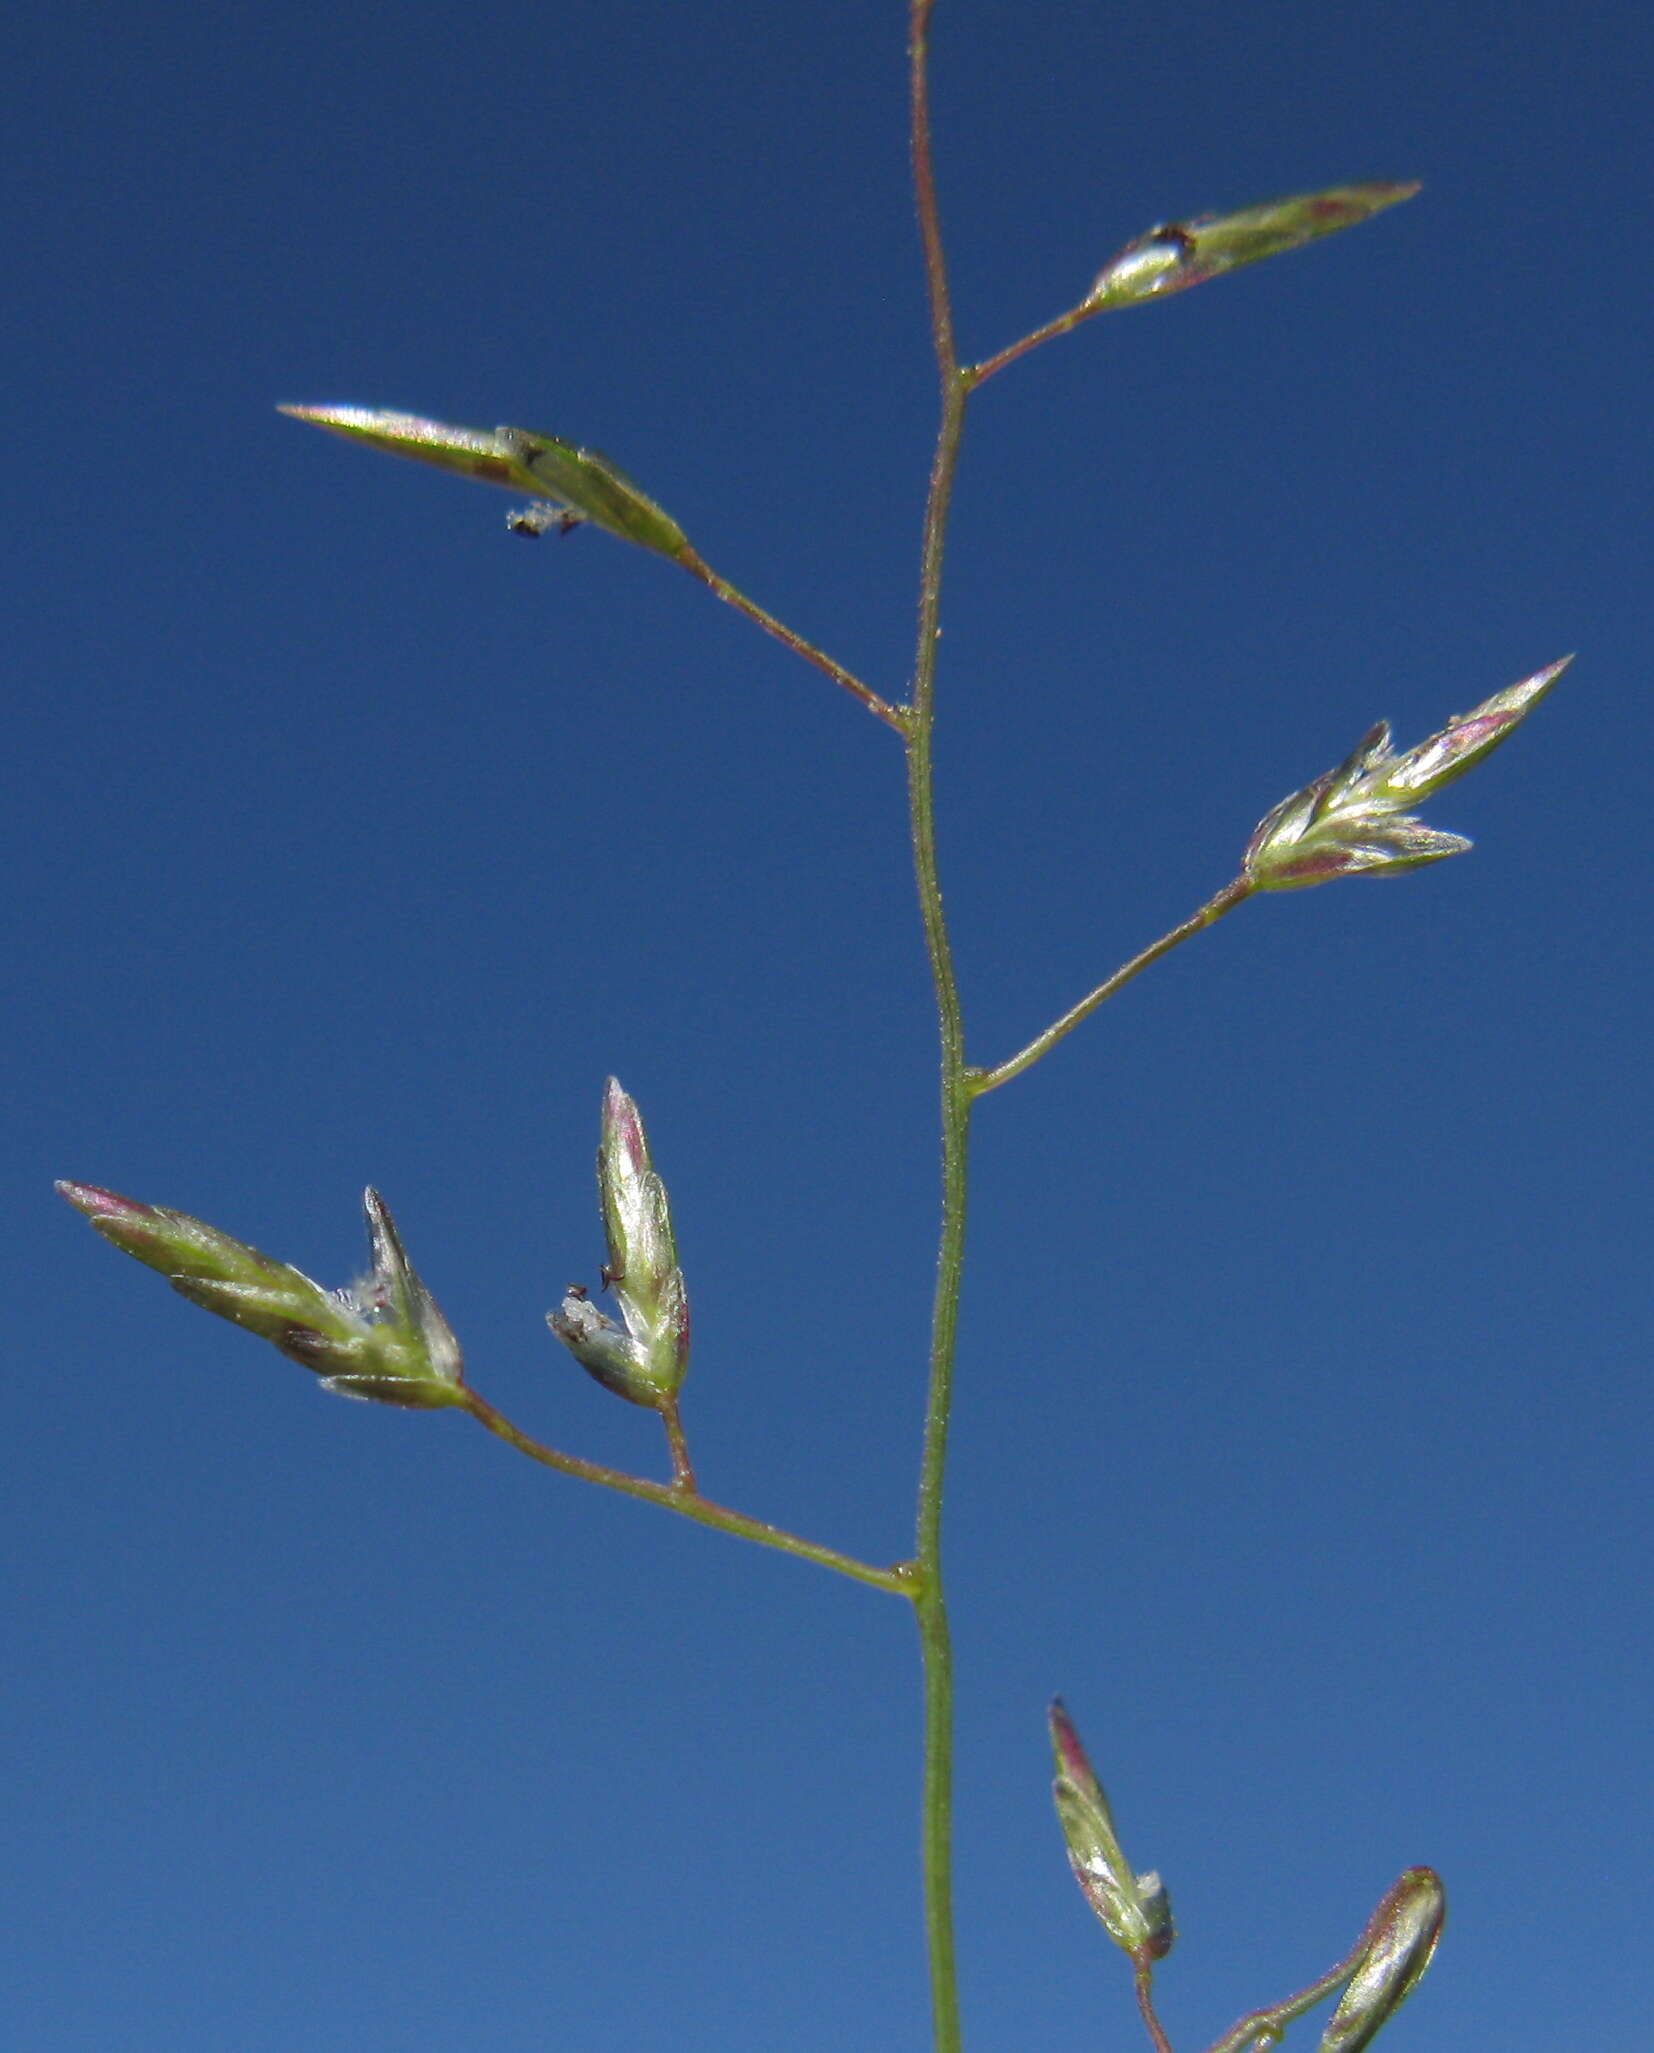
[677,546,908,731]
[1135,1966,1177,2053]
[1198,1878,1403,2053]
[968,301,1095,388]
[1200,1955,1354,2053]
[462,1390,906,1594]
[910,0,955,384]
[971,878,1252,1097]
[659,1396,697,1493]
[907,8,972,2051]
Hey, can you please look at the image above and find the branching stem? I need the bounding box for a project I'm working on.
[462,1390,905,1594]
[907,5,971,2050]
[502,21,1268,2053]
[677,546,908,730]
[972,879,1252,1096]
[969,300,1096,387]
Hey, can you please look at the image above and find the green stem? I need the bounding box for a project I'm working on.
[971,878,1252,1096]
[462,1390,906,1594]
[1200,1955,1353,2053]
[1135,1965,1176,2053]
[659,1395,697,1493]
[908,645,973,2053]
[677,546,908,731]
[968,300,1096,388]
[907,5,972,2050]
[1198,1879,1398,2053]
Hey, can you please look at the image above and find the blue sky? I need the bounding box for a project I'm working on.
[7,1,1650,2049]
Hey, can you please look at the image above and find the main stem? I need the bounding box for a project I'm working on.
[908,654,972,2053]
[907,6,971,2050]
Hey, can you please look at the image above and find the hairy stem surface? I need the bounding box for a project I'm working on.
[907,5,972,2048]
